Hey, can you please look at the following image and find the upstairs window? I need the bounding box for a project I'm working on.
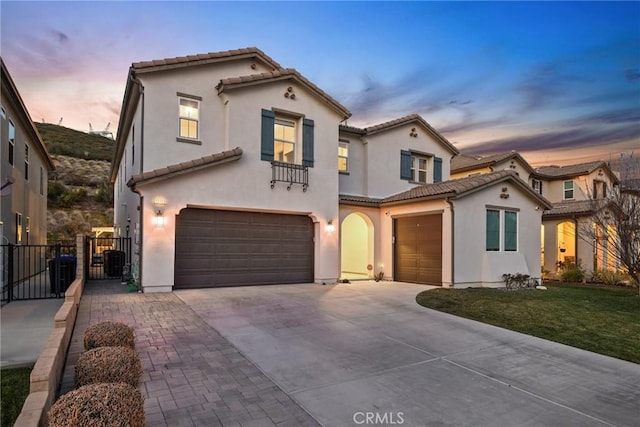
[338,140,349,172]
[411,155,428,183]
[274,118,296,163]
[594,180,607,199]
[532,179,543,195]
[25,144,29,181]
[16,213,22,244]
[563,180,574,200]
[178,97,199,140]
[9,119,15,166]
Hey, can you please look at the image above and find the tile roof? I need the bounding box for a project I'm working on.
[339,170,552,208]
[542,199,615,219]
[132,47,282,72]
[217,68,351,120]
[364,114,459,155]
[339,124,366,135]
[451,151,534,174]
[128,147,243,188]
[534,160,617,181]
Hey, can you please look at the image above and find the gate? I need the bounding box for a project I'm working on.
[85,237,132,281]
[1,243,77,303]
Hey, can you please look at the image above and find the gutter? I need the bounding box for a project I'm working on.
[446,197,455,288]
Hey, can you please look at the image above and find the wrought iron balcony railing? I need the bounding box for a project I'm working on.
[270,161,308,192]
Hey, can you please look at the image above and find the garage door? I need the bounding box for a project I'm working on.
[174,208,314,288]
[394,214,442,285]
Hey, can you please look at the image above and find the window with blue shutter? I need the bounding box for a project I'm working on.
[261,109,275,161]
[434,157,443,183]
[400,150,412,180]
[302,118,314,167]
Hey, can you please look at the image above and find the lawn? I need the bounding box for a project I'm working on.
[1,366,32,427]
[416,284,640,364]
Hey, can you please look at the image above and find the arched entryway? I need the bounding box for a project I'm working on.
[340,213,374,280]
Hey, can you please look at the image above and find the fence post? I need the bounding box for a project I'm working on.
[7,244,14,302]
[76,234,85,282]
[54,244,61,297]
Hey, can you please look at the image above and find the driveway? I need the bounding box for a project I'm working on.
[177,281,640,427]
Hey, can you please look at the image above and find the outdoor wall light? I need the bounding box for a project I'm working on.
[325,220,335,233]
[152,197,167,227]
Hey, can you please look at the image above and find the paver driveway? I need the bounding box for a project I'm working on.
[177,281,640,427]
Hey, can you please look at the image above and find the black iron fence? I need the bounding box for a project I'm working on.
[85,237,132,281]
[270,161,309,192]
[1,243,77,303]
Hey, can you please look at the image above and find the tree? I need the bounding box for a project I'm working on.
[582,152,640,289]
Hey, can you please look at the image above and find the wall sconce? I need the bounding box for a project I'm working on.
[325,220,335,233]
[152,197,167,227]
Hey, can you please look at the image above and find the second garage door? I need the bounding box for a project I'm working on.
[174,208,314,288]
[394,214,442,285]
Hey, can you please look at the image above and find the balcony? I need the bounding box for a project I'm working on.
[270,161,308,192]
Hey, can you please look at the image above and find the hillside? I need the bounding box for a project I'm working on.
[36,123,115,242]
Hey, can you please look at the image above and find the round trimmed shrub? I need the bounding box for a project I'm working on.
[75,346,143,387]
[49,382,144,427]
[84,321,135,350]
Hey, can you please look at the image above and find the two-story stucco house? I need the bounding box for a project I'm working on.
[532,161,620,276]
[110,48,551,292]
[1,58,55,245]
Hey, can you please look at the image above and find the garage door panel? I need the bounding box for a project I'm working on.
[175,209,314,288]
[394,214,442,285]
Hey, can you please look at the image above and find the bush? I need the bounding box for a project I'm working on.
[591,269,627,286]
[75,346,142,387]
[560,262,585,283]
[84,321,135,350]
[49,382,144,427]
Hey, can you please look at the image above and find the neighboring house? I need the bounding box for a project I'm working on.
[532,161,620,276]
[1,57,55,245]
[451,151,535,180]
[110,47,551,292]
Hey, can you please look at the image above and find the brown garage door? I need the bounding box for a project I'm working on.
[174,208,314,288]
[394,214,442,285]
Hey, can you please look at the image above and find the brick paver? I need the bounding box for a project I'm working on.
[59,281,319,427]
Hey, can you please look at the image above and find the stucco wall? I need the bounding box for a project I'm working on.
[337,132,366,196]
[452,181,544,287]
[544,169,616,203]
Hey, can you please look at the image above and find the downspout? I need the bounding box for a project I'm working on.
[131,74,145,288]
[446,197,455,288]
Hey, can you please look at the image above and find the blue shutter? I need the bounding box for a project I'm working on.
[400,150,412,180]
[434,157,443,183]
[261,109,275,161]
[302,118,314,167]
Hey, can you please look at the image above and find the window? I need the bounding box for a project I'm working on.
[411,155,428,183]
[594,180,607,199]
[338,140,349,172]
[25,217,30,245]
[24,144,29,181]
[40,167,44,196]
[486,210,500,251]
[16,213,22,244]
[532,179,543,195]
[179,98,199,139]
[9,119,15,166]
[486,209,518,251]
[274,118,296,163]
[563,180,574,200]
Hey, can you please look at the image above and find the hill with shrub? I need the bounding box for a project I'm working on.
[36,123,115,242]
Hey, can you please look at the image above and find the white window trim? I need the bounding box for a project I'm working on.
[178,96,200,141]
[532,179,542,194]
[411,154,429,184]
[274,115,299,164]
[486,208,519,252]
[563,180,575,200]
[9,118,15,166]
[338,140,349,172]
[24,144,29,181]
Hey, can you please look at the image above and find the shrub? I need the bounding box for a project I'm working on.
[49,382,144,427]
[591,269,627,286]
[75,346,142,387]
[84,321,135,350]
[560,262,585,283]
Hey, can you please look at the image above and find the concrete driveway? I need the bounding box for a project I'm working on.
[177,281,640,427]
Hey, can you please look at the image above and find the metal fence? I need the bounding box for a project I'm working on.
[1,243,77,303]
[85,237,132,281]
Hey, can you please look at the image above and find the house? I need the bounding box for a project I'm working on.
[532,161,620,276]
[450,151,535,180]
[1,57,55,245]
[110,47,551,292]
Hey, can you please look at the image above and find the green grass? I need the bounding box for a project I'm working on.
[36,122,115,161]
[1,366,32,427]
[416,284,640,364]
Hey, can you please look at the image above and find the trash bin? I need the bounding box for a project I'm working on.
[49,255,77,293]
[103,250,125,277]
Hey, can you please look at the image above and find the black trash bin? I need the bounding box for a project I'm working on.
[103,250,125,277]
[49,255,77,294]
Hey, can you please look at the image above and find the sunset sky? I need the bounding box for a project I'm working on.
[1,1,638,166]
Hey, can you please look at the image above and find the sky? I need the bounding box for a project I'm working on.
[1,1,639,166]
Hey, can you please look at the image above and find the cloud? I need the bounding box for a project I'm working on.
[51,29,69,44]
[624,68,640,81]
